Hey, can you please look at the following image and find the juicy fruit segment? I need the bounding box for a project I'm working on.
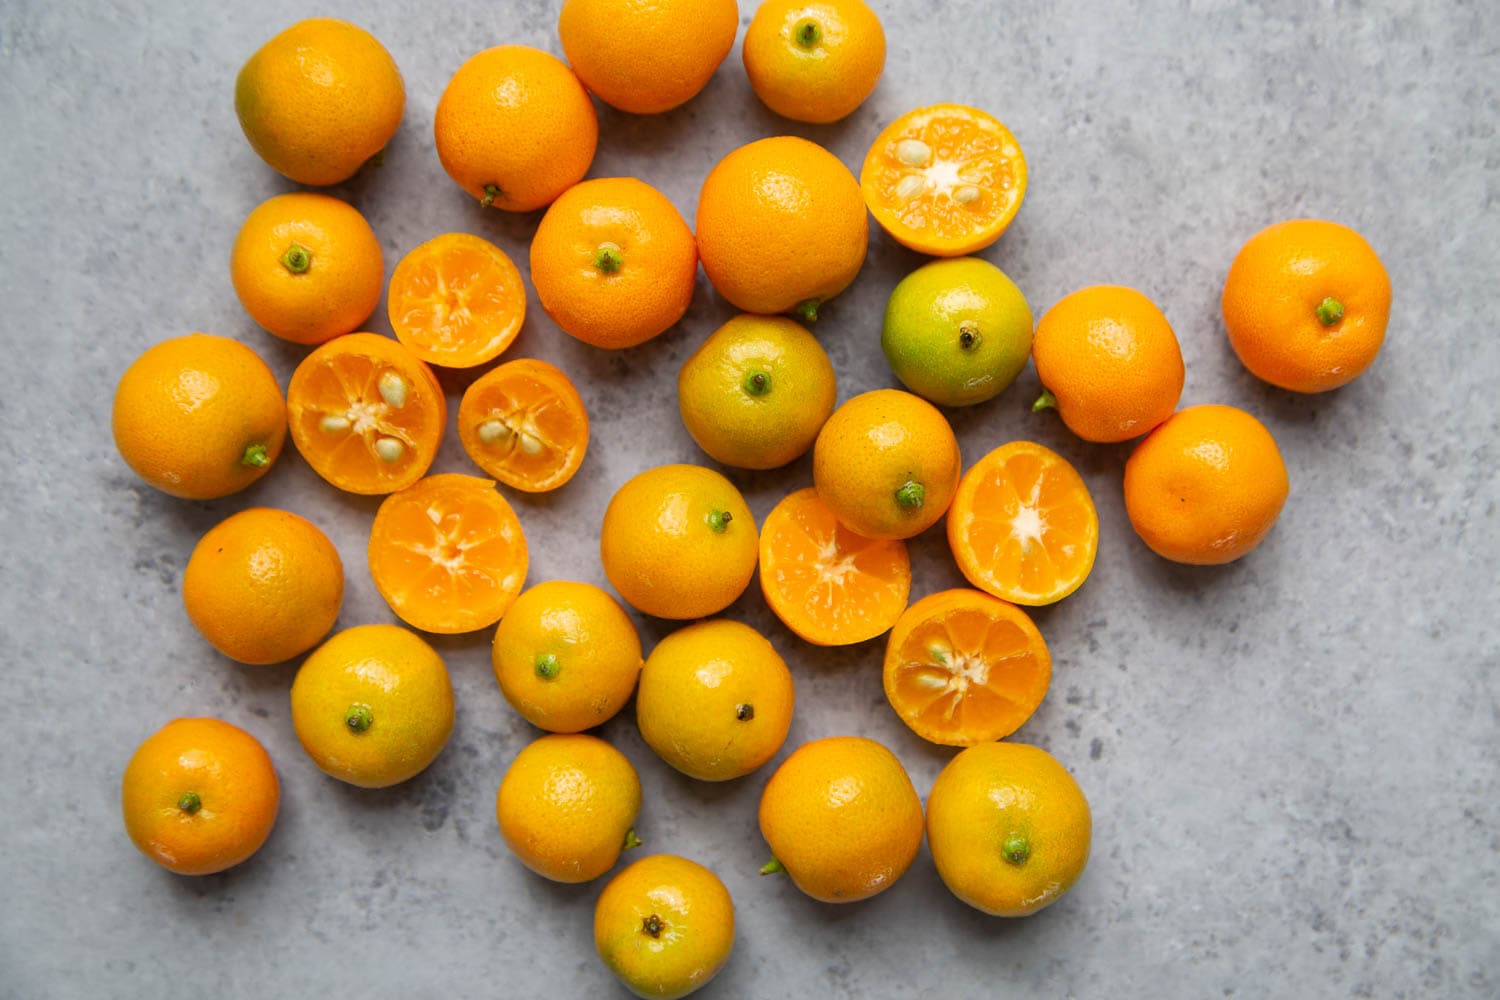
[368,474,528,635]
[742,0,887,124]
[286,332,445,495]
[882,589,1051,747]
[559,0,739,115]
[388,233,525,368]
[759,488,910,646]
[861,103,1027,256]
[594,854,736,1000]
[946,442,1099,606]
[458,359,589,492]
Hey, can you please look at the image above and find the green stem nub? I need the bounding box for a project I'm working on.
[534,653,560,680]
[793,299,821,323]
[594,243,623,274]
[743,370,772,396]
[958,324,982,351]
[177,791,202,815]
[642,914,664,938]
[280,243,312,274]
[344,704,374,734]
[241,443,270,468]
[795,20,822,47]
[1003,833,1030,866]
[1032,389,1057,414]
[707,510,733,533]
[1315,296,1345,326]
[895,479,925,511]
[480,184,502,209]
[623,828,643,850]
[736,703,755,722]
[759,858,787,877]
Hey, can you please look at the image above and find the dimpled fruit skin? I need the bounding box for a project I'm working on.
[743,0,887,124]
[594,854,736,1000]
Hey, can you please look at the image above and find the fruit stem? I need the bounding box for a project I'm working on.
[594,243,624,274]
[958,323,982,350]
[642,914,664,937]
[623,828,643,850]
[1031,389,1057,413]
[177,791,202,815]
[759,858,786,877]
[280,243,312,274]
[793,299,821,323]
[1003,833,1030,866]
[534,653,560,680]
[480,184,502,209]
[736,703,755,721]
[344,703,374,734]
[241,443,269,468]
[895,480,925,511]
[707,510,733,533]
[795,20,822,47]
[743,370,772,396]
[1315,296,1345,326]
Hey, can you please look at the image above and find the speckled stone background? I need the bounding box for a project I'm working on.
[1,1,1497,997]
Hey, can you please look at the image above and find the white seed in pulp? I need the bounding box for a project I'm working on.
[378,371,408,409]
[320,415,351,433]
[896,139,931,166]
[477,420,506,445]
[953,184,981,205]
[374,437,405,462]
[895,174,929,201]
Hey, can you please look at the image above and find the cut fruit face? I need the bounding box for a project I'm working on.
[946,441,1099,606]
[882,588,1050,747]
[388,233,526,368]
[368,474,529,634]
[760,488,911,646]
[457,358,588,493]
[861,103,1027,257]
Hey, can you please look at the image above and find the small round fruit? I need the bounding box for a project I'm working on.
[121,718,280,876]
[882,257,1033,407]
[458,359,590,492]
[1031,285,1184,443]
[812,389,961,540]
[492,581,643,734]
[743,0,886,124]
[926,742,1092,917]
[677,314,837,469]
[1123,404,1289,565]
[290,624,454,788]
[497,733,642,883]
[112,333,286,500]
[758,736,924,902]
[636,620,794,781]
[1222,218,1391,393]
[183,508,343,665]
[387,232,526,368]
[595,854,735,1000]
[560,0,739,115]
[235,18,404,186]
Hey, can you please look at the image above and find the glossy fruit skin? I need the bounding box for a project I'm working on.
[458,359,589,492]
[758,736,923,902]
[434,45,597,212]
[636,620,794,781]
[677,314,837,469]
[497,733,641,883]
[290,624,454,788]
[594,854,735,1000]
[812,389,961,540]
[121,718,280,876]
[235,18,404,186]
[743,0,886,124]
[926,742,1092,917]
[1222,219,1391,393]
[882,257,1033,407]
[530,178,698,349]
[1123,404,1289,565]
[492,580,643,733]
[112,333,286,500]
[387,232,526,368]
[1032,285,1184,443]
[696,136,867,317]
[560,0,740,115]
[183,508,343,665]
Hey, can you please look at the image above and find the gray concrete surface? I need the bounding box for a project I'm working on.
[1,1,1497,997]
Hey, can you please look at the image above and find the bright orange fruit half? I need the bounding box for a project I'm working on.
[861,103,1027,257]
[368,473,529,634]
[759,488,910,646]
[457,358,588,492]
[946,441,1099,606]
[882,588,1051,747]
[388,232,526,368]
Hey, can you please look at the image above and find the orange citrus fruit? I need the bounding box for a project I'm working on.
[595,854,736,1000]
[676,314,837,470]
[367,474,528,635]
[387,232,526,368]
[926,741,1092,917]
[600,464,758,620]
[458,358,590,492]
[743,0,886,124]
[757,736,923,903]
[696,135,867,319]
[434,45,597,212]
[530,177,697,349]
[183,508,344,665]
[290,624,454,788]
[946,441,1099,606]
[112,333,285,500]
[812,388,961,540]
[1031,285,1185,443]
[286,332,445,495]
[636,620,795,781]
[121,718,280,876]
[758,487,910,646]
[235,18,404,186]
[881,588,1051,747]
[1222,218,1392,393]
[496,733,642,883]
[491,580,643,733]
[559,0,740,115]
[860,103,1026,257]
[1123,403,1289,565]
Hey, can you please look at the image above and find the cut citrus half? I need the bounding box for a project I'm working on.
[946,441,1099,606]
[457,358,588,492]
[388,232,526,368]
[287,332,446,495]
[759,487,911,646]
[368,474,529,634]
[860,103,1027,257]
[882,588,1050,747]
